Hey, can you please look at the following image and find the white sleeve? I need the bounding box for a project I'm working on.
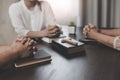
[9,5,29,36]
[113,36,120,51]
[43,2,57,27]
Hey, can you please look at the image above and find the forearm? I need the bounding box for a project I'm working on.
[0,46,9,53]
[0,47,18,69]
[100,29,120,36]
[91,32,114,47]
[27,31,45,38]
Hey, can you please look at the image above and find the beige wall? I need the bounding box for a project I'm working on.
[47,0,80,25]
[0,0,17,45]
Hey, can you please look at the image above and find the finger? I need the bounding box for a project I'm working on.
[32,40,37,45]
[54,25,60,29]
[83,30,88,37]
[51,31,60,36]
[49,28,60,34]
[31,47,37,55]
[23,38,33,47]
[47,26,55,30]
[28,40,34,46]
[21,38,28,44]
[84,32,88,38]
[26,38,31,44]
[83,26,87,32]
[83,32,88,38]
[83,31,86,35]
[16,36,24,42]
[88,23,93,26]
[54,31,61,37]
[90,25,96,29]
[49,25,59,28]
[88,23,96,29]
[15,38,20,42]
[29,46,37,52]
[32,46,37,51]
[91,25,95,29]
[33,41,37,45]
[90,24,95,29]
[84,25,90,32]
[49,27,58,31]
[83,28,87,34]
[33,52,37,55]
[16,36,28,42]
[86,25,91,32]
[48,33,57,38]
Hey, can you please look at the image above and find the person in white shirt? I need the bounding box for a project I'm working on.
[9,0,60,38]
[83,24,120,51]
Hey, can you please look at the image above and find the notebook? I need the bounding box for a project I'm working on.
[15,50,52,68]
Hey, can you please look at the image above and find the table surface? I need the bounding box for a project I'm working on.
[1,27,120,80]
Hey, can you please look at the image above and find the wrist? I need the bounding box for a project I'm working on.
[7,46,19,58]
[7,46,19,59]
[88,31,99,40]
[92,32,101,40]
[40,30,48,37]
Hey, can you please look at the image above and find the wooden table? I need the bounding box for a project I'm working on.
[0,27,120,80]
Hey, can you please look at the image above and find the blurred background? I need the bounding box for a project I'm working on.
[0,0,120,44]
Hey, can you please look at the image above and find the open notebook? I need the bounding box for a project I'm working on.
[15,50,52,68]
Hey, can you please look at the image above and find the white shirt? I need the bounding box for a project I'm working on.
[113,36,120,51]
[9,0,56,36]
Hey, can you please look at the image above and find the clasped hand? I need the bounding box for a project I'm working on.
[42,25,61,38]
[10,36,37,58]
[83,24,99,38]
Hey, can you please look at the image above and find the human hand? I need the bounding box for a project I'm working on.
[10,37,37,58]
[42,25,61,38]
[83,24,99,39]
[83,24,99,35]
[16,36,37,54]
